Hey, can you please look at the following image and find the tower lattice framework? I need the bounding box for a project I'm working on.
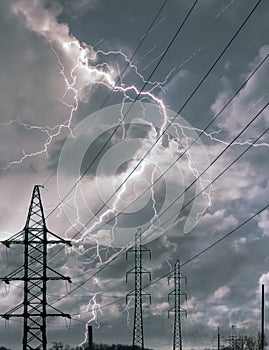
[0,185,72,350]
[126,229,151,350]
[168,260,187,350]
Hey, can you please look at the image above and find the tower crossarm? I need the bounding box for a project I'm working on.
[126,267,151,282]
[168,306,187,319]
[126,289,151,304]
[168,289,187,302]
[0,266,24,282]
[47,230,72,246]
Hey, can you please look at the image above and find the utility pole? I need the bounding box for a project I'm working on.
[0,185,72,350]
[126,228,151,350]
[218,327,220,350]
[168,260,187,350]
[217,326,223,350]
[261,284,265,350]
[213,326,224,350]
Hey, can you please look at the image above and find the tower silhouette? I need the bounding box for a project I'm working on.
[0,185,72,350]
[168,260,187,350]
[126,229,151,349]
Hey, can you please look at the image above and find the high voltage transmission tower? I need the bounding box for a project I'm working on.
[168,260,187,350]
[126,229,151,350]
[0,185,72,350]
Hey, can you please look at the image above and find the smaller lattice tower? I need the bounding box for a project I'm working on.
[168,260,187,350]
[126,229,151,350]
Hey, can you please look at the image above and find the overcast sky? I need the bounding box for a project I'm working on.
[1,0,269,349]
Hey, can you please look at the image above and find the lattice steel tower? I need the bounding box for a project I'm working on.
[126,228,151,350]
[168,260,187,350]
[0,185,72,350]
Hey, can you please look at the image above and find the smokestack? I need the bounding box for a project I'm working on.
[88,325,93,350]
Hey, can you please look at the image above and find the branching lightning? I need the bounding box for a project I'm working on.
[78,293,102,346]
[38,34,268,331]
[46,35,267,334]
[124,297,133,331]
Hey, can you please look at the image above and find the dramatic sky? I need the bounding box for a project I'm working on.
[1,0,269,349]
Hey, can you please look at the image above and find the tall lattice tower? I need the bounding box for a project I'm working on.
[0,185,72,350]
[126,228,151,350]
[168,260,187,350]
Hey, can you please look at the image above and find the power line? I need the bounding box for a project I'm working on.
[47,45,269,240]
[46,0,201,270]
[181,202,268,267]
[43,1,267,337]
[48,99,269,307]
[43,20,269,262]
[139,99,269,235]
[50,111,269,301]
[57,105,269,312]
[71,198,269,316]
[88,49,269,231]
[177,123,269,218]
[46,0,262,254]
[75,95,269,258]
[45,0,200,221]
[61,0,262,234]
[39,5,263,306]
[43,0,169,188]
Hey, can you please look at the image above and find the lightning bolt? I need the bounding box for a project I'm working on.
[150,164,164,231]
[36,33,175,257]
[79,293,102,347]
[47,35,267,336]
[71,280,103,347]
[165,257,173,273]
[124,297,133,331]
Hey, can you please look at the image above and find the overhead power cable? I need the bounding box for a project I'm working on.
[44,47,269,272]
[49,99,269,306]
[66,198,269,315]
[45,0,200,220]
[21,0,262,315]
[43,0,169,187]
[46,0,262,246]
[46,0,202,265]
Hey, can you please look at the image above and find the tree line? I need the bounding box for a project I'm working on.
[226,332,267,350]
[50,343,153,350]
